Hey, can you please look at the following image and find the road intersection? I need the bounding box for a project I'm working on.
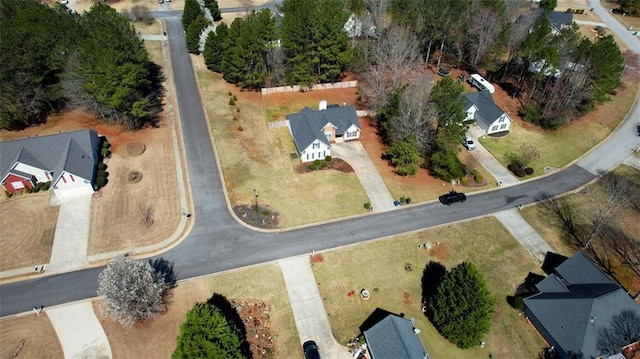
[1,4,639,319]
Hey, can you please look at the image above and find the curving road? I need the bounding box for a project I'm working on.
[1,6,639,317]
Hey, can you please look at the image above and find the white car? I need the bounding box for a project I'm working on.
[59,0,69,4]
[462,136,476,150]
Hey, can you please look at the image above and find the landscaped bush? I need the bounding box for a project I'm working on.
[102,140,110,149]
[101,148,111,158]
[98,162,107,170]
[471,169,484,183]
[525,167,534,175]
[507,295,525,310]
[364,201,371,210]
[405,197,411,204]
[507,163,518,172]
[228,98,236,106]
[520,105,541,125]
[313,159,321,166]
[320,161,328,168]
[325,155,332,162]
[309,164,317,170]
[32,186,40,193]
[461,177,469,186]
[97,176,108,187]
[24,185,32,193]
[98,169,106,178]
[42,181,51,190]
[514,168,526,177]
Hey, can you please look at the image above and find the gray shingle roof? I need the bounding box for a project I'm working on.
[1,130,100,185]
[463,91,506,131]
[549,11,574,31]
[286,106,360,153]
[524,252,640,359]
[363,313,429,359]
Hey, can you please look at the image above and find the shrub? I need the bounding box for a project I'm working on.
[4,191,11,198]
[309,164,317,170]
[364,201,371,210]
[461,177,469,186]
[400,196,406,204]
[98,162,107,170]
[507,295,525,310]
[313,159,321,166]
[521,105,541,125]
[525,167,534,175]
[228,98,236,106]
[97,176,108,187]
[474,173,484,183]
[101,148,111,158]
[507,163,518,172]
[236,107,240,113]
[102,140,110,149]
[24,185,32,193]
[232,95,237,102]
[325,155,332,162]
[228,91,232,96]
[42,181,51,190]
[514,168,526,177]
[237,126,243,131]
[32,186,40,193]
[98,169,106,178]
[405,197,411,204]
[320,161,328,168]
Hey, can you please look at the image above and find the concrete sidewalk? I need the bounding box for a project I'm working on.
[468,126,519,186]
[494,209,553,263]
[47,301,112,359]
[331,141,396,211]
[279,256,352,359]
[48,194,93,273]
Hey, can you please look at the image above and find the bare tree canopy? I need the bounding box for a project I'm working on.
[97,257,175,327]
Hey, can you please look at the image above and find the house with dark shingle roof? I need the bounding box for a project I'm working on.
[359,308,430,359]
[1,130,101,199]
[549,11,574,35]
[524,252,640,359]
[463,91,512,135]
[286,101,360,162]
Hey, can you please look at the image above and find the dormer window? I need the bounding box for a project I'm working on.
[313,142,320,149]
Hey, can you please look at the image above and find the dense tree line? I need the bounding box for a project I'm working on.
[173,293,251,359]
[202,0,351,88]
[0,0,164,131]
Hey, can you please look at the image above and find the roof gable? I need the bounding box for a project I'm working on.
[464,91,507,130]
[362,309,428,359]
[287,106,360,152]
[0,130,100,184]
[525,252,640,358]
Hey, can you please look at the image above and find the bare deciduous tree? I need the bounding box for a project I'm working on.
[97,258,173,327]
[584,172,633,248]
[599,225,640,277]
[388,79,437,154]
[466,6,502,68]
[139,204,154,227]
[130,5,152,24]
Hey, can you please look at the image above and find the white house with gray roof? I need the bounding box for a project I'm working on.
[359,308,429,359]
[1,130,101,199]
[286,101,361,162]
[524,252,640,359]
[463,90,512,135]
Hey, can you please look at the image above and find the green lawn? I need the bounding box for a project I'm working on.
[312,217,546,359]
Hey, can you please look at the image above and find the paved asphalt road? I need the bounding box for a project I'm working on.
[1,8,639,317]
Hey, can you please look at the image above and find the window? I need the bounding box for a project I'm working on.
[491,125,498,132]
[499,118,504,123]
[347,131,358,138]
[306,154,310,160]
[500,124,507,130]
[313,142,320,149]
[12,181,24,189]
[325,133,331,140]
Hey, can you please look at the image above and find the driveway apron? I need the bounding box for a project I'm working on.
[48,194,92,273]
[330,142,396,211]
[494,209,553,263]
[47,301,112,359]
[468,126,519,186]
[279,256,352,359]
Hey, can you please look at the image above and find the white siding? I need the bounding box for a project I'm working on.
[344,125,361,140]
[300,141,331,163]
[13,163,49,182]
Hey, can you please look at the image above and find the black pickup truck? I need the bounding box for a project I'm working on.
[439,190,467,205]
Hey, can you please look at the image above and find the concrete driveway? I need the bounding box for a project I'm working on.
[279,256,352,359]
[330,141,396,211]
[468,125,519,186]
[48,194,93,273]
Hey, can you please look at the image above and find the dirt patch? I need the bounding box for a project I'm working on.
[126,142,146,157]
[232,299,275,358]
[295,158,354,174]
[262,85,359,121]
[233,204,280,229]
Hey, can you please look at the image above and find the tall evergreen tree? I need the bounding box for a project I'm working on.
[186,15,209,54]
[204,23,230,72]
[280,0,350,85]
[182,0,203,30]
[429,262,496,349]
[588,35,625,103]
[173,294,250,359]
[203,0,222,21]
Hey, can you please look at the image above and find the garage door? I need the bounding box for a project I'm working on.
[54,185,94,199]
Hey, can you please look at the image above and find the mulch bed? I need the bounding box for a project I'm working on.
[295,158,354,174]
[462,174,488,187]
[232,299,275,359]
[233,204,280,229]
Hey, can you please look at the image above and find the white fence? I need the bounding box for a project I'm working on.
[261,81,358,95]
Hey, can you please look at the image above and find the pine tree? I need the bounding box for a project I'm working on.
[429,262,496,348]
[204,23,229,72]
[589,35,624,103]
[186,15,209,54]
[173,294,250,359]
[182,0,203,30]
[203,0,222,21]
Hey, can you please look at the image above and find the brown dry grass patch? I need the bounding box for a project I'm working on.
[312,217,546,359]
[0,314,64,359]
[98,263,299,359]
[262,85,359,121]
[0,193,58,271]
[194,56,368,227]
